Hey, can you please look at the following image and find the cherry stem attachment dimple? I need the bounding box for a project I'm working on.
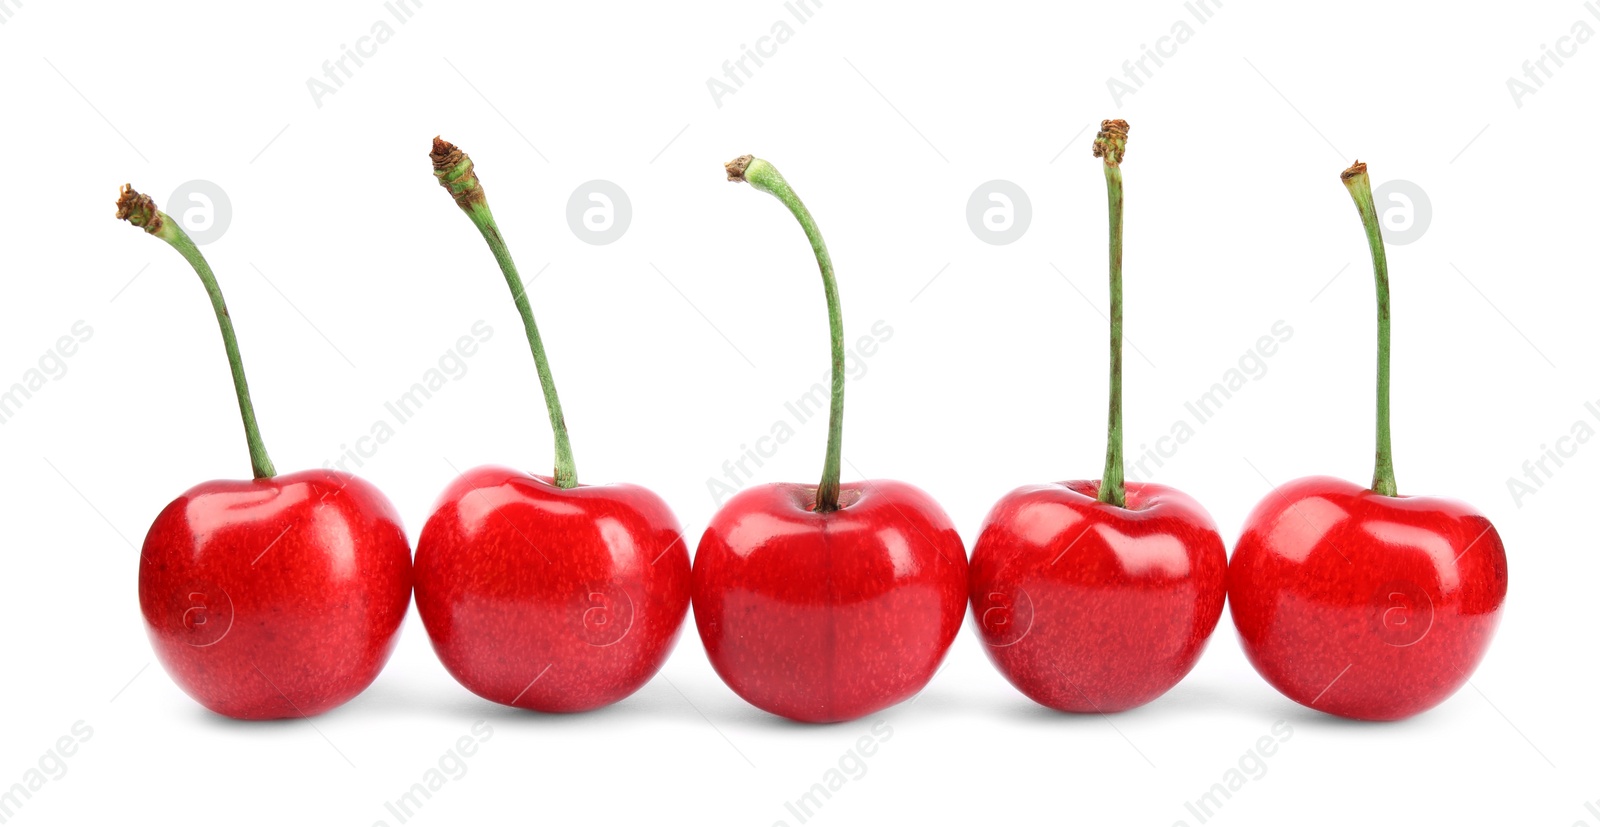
[1092,120,1129,508]
[726,155,845,512]
[115,185,276,480]
[1341,161,1397,497]
[431,138,578,488]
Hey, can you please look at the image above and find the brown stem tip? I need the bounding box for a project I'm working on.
[1341,160,1368,181]
[431,136,484,210]
[725,154,754,182]
[115,184,163,234]
[430,136,464,171]
[1092,119,1130,167]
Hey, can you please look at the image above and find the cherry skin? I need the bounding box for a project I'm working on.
[692,480,968,723]
[969,480,1226,712]
[414,465,691,713]
[139,469,413,720]
[1228,476,1508,721]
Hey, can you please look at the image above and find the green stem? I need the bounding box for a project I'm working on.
[431,139,577,488]
[726,155,844,512]
[115,185,276,479]
[1093,121,1129,508]
[1341,161,1397,497]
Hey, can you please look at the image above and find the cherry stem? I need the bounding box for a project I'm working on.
[115,185,276,480]
[1093,120,1129,508]
[1341,161,1397,497]
[726,155,844,512]
[431,138,578,489]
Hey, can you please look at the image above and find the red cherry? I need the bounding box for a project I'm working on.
[415,467,690,712]
[1228,161,1509,720]
[693,481,968,723]
[117,184,412,720]
[416,140,691,712]
[702,156,969,722]
[970,481,1226,712]
[140,471,412,719]
[969,122,1224,712]
[1228,476,1507,720]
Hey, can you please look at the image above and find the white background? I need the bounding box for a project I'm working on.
[0,1,1593,824]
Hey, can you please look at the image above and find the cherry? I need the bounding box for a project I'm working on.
[692,156,968,723]
[1226,161,1509,720]
[969,121,1227,712]
[413,140,691,712]
[118,186,411,719]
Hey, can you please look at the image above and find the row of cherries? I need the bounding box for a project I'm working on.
[122,122,1507,725]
